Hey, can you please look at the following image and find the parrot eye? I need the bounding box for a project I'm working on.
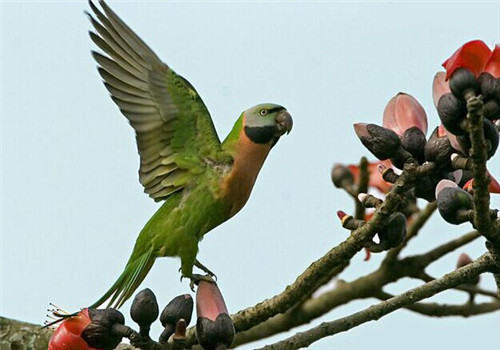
[259,109,268,116]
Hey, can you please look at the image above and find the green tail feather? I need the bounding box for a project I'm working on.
[89,248,155,309]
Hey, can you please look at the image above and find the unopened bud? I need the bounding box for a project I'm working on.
[130,288,159,336]
[483,100,500,121]
[478,72,497,98]
[449,68,479,100]
[400,126,426,164]
[378,212,406,248]
[424,127,454,170]
[456,252,473,268]
[357,193,383,208]
[196,280,235,350]
[484,118,499,159]
[159,294,193,344]
[436,180,473,224]
[331,164,354,188]
[456,253,480,285]
[437,93,467,136]
[81,308,125,350]
[353,123,401,160]
[365,212,406,253]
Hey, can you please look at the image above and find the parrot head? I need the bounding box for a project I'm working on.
[243,103,293,146]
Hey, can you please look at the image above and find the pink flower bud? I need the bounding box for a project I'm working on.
[456,253,473,268]
[432,72,451,108]
[383,93,428,136]
[196,280,234,350]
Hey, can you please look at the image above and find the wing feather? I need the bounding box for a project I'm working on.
[88,0,224,201]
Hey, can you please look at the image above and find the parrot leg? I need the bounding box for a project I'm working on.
[188,274,216,291]
[194,259,217,280]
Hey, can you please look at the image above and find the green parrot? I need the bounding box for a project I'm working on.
[86,1,293,308]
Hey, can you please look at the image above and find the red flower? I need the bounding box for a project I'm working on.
[442,40,500,80]
[383,92,428,136]
[48,309,100,350]
[442,40,492,79]
[347,160,392,193]
[463,171,500,194]
[484,45,500,78]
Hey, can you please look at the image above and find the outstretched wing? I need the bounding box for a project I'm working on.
[87,0,223,201]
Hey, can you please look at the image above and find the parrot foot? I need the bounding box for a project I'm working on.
[182,274,216,292]
[194,259,217,281]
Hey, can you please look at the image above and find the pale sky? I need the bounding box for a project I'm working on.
[2,1,500,349]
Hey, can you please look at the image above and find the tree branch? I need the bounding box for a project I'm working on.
[354,156,369,220]
[415,271,500,300]
[374,290,500,317]
[465,94,500,294]
[253,254,494,350]
[0,317,52,350]
[411,230,481,268]
[229,224,482,347]
[185,163,420,346]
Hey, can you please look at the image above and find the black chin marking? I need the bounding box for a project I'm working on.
[244,125,275,144]
[270,136,280,147]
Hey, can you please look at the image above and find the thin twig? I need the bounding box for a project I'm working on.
[355,156,369,220]
[412,231,481,268]
[416,272,500,300]
[374,290,500,317]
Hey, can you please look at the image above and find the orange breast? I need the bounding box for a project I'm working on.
[220,128,272,217]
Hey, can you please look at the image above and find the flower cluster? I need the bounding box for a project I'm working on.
[351,40,499,206]
[48,278,234,350]
[332,40,500,261]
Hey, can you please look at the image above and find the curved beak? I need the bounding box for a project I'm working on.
[275,110,293,136]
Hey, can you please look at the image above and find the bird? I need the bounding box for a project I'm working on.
[85,0,293,309]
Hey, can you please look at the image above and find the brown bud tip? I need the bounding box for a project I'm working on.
[353,123,369,138]
[377,163,387,174]
[173,319,187,340]
[357,193,368,204]
[336,210,347,220]
[456,253,473,268]
[354,123,402,160]
[438,124,447,137]
[363,248,371,261]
